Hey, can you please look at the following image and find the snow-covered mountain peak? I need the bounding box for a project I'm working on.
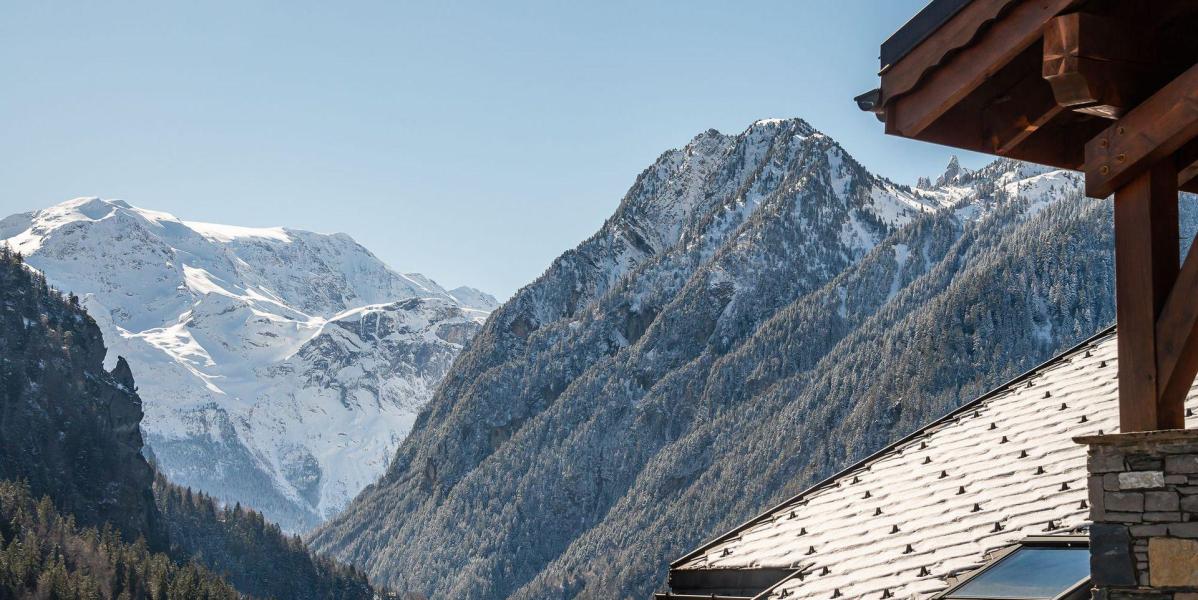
[1,197,481,321]
[1,197,496,531]
[449,286,501,311]
[309,117,1112,600]
[935,155,967,187]
[749,117,815,134]
[931,158,1083,223]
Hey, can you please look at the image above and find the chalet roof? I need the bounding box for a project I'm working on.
[880,0,973,70]
[670,327,1198,600]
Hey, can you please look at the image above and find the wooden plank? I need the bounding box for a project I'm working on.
[1156,226,1198,426]
[971,44,1067,156]
[880,0,1013,103]
[988,111,1101,170]
[1085,63,1198,198]
[1115,160,1179,432]
[886,0,1077,139]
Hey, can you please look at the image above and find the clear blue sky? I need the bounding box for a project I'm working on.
[0,1,988,299]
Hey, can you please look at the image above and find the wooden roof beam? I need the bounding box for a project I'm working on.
[885,0,1077,139]
[987,50,1065,156]
[1085,62,1198,199]
[1042,12,1162,120]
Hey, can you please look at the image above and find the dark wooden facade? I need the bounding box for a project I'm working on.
[862,0,1198,433]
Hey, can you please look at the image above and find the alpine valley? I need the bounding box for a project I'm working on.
[10,115,1184,600]
[0,198,497,531]
[311,118,1196,598]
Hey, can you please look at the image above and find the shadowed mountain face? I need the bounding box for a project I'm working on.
[0,248,159,543]
[311,118,1175,599]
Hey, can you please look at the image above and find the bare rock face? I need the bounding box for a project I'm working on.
[0,250,159,543]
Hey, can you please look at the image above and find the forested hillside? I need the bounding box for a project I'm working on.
[0,245,160,544]
[153,473,374,600]
[0,247,385,599]
[0,480,241,600]
[312,119,1191,599]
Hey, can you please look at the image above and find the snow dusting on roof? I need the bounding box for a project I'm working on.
[673,327,1198,600]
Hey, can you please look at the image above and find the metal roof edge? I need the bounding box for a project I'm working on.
[880,0,975,69]
[748,568,804,600]
[669,323,1118,570]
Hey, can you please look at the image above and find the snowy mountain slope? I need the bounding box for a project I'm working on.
[310,119,1115,599]
[448,286,500,310]
[0,198,492,531]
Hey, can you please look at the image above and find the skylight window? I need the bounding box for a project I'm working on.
[943,546,1089,599]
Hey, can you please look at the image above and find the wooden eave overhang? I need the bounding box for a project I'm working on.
[867,0,1198,191]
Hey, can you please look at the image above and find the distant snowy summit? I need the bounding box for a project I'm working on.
[0,197,497,531]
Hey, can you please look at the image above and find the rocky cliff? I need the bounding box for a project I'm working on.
[0,247,159,543]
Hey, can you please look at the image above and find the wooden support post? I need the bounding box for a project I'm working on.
[1156,228,1198,423]
[1115,160,1180,432]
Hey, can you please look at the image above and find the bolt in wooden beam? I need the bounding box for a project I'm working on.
[1086,63,1198,198]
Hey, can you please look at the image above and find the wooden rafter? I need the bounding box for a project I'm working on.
[1085,62,1198,198]
[1156,227,1198,425]
[986,50,1065,156]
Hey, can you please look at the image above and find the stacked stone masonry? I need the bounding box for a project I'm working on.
[1079,430,1198,600]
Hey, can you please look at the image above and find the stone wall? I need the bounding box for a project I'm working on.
[1078,429,1198,600]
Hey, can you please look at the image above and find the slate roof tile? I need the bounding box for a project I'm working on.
[672,328,1198,600]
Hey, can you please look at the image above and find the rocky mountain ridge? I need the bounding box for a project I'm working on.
[311,118,1120,599]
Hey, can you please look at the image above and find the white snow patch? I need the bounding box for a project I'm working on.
[183,220,292,243]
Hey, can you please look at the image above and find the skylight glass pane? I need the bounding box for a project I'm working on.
[946,547,1089,599]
